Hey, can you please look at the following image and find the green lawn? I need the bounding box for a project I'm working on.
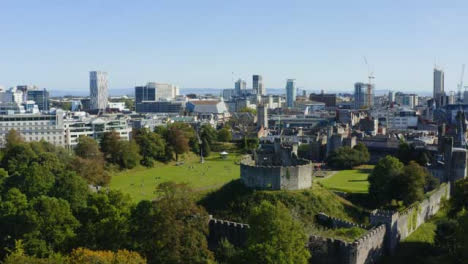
[110,152,241,201]
[318,165,372,193]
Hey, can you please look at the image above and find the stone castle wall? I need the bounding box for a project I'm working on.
[208,179,451,263]
[316,212,368,229]
[240,156,313,190]
[207,216,249,249]
[370,182,450,254]
[308,225,386,264]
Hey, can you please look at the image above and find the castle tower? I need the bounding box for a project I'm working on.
[257,104,268,129]
[455,110,467,148]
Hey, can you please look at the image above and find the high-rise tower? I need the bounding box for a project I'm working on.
[89,71,108,111]
[235,79,246,96]
[253,75,265,95]
[434,67,445,103]
[285,79,296,108]
[354,82,374,109]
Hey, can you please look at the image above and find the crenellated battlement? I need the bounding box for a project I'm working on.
[317,212,368,229]
[207,216,249,249]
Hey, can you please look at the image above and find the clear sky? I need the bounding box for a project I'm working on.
[1,0,467,93]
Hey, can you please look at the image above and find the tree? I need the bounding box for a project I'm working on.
[1,143,37,177]
[201,138,211,157]
[4,129,24,150]
[230,113,256,150]
[75,136,102,160]
[353,143,370,164]
[69,248,146,264]
[200,124,217,145]
[167,126,190,161]
[326,145,368,169]
[368,156,404,206]
[215,238,240,264]
[450,178,468,216]
[51,171,89,211]
[70,157,110,186]
[243,200,310,264]
[0,188,31,254]
[217,127,232,142]
[239,107,257,115]
[3,240,66,264]
[100,131,122,164]
[435,218,458,256]
[199,124,216,157]
[394,161,427,206]
[396,141,430,166]
[131,182,214,264]
[21,163,56,198]
[117,140,141,169]
[75,190,132,251]
[454,212,468,262]
[24,196,79,256]
[134,128,166,166]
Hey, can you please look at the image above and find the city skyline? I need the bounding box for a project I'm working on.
[2,1,468,92]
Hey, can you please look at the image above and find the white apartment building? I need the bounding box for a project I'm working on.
[64,114,131,148]
[0,110,65,147]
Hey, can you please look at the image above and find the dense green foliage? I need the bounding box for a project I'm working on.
[238,107,257,115]
[396,141,430,166]
[433,178,468,263]
[100,131,141,169]
[326,143,370,169]
[134,128,167,166]
[132,182,214,264]
[0,130,219,263]
[368,156,439,207]
[243,201,310,264]
[217,127,233,142]
[199,124,217,157]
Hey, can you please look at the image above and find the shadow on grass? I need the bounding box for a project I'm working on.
[346,193,378,210]
[378,241,452,264]
[348,179,368,182]
[358,168,373,174]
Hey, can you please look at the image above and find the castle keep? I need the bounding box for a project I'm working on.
[240,138,313,190]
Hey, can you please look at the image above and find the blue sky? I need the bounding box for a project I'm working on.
[1,0,467,93]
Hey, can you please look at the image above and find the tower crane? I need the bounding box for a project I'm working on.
[458,64,465,103]
[363,57,375,108]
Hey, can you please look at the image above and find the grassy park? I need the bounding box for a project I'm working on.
[317,165,373,193]
[110,152,241,201]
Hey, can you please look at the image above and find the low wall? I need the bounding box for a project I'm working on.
[370,182,450,254]
[316,212,367,229]
[354,225,386,264]
[207,216,249,249]
[308,225,386,264]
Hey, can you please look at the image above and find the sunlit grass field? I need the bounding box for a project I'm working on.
[317,165,373,193]
[110,152,241,201]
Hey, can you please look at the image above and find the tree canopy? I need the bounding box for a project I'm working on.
[326,143,370,169]
[243,200,310,264]
[369,156,439,207]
